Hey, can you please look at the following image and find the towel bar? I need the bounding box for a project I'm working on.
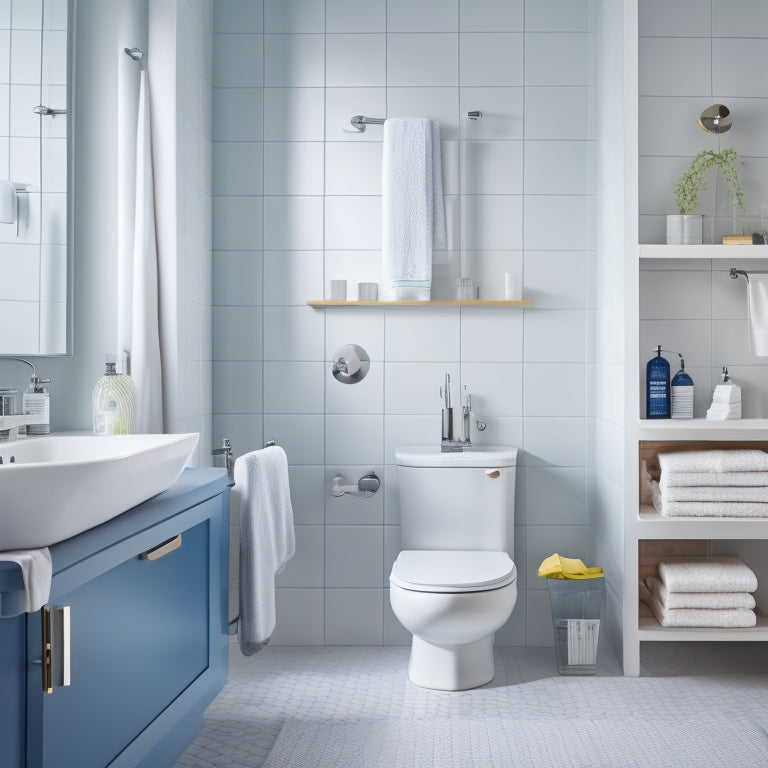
[350,112,483,132]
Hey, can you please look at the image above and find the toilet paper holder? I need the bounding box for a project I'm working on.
[331,471,380,497]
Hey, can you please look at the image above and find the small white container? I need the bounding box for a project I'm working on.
[666,214,703,245]
[504,272,522,300]
[330,280,347,300]
[358,282,378,300]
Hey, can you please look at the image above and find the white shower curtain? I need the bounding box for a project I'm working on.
[128,70,163,433]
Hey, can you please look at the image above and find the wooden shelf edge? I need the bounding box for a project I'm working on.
[637,614,768,641]
[307,299,532,307]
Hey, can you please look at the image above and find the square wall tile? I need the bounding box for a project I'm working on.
[523,309,586,363]
[325,308,385,362]
[387,87,461,140]
[264,88,325,142]
[213,361,262,413]
[213,250,262,306]
[525,86,595,140]
[523,251,587,310]
[460,307,523,362]
[263,251,324,306]
[326,415,383,465]
[214,0,264,33]
[712,0,768,36]
[459,33,523,86]
[524,417,586,467]
[213,142,263,196]
[387,0,458,32]
[325,361,384,415]
[462,250,522,301]
[265,0,324,32]
[639,0,710,36]
[325,525,383,587]
[638,37,710,97]
[525,0,592,32]
[214,88,263,142]
[525,467,588,525]
[462,195,522,251]
[325,87,387,142]
[263,196,324,250]
[264,34,325,87]
[213,33,263,88]
[385,308,460,361]
[384,415,438,463]
[459,0,523,32]
[524,33,593,87]
[460,141,523,195]
[264,142,324,196]
[460,87,523,140]
[263,305,325,361]
[524,141,591,195]
[639,271,711,320]
[524,363,585,417]
[326,0,385,32]
[713,39,768,98]
[524,196,590,251]
[213,196,262,251]
[326,34,386,87]
[272,588,324,645]
[324,589,384,644]
[386,34,459,87]
[212,413,263,460]
[325,142,383,195]
[264,361,325,413]
[325,196,382,250]
[213,305,262,361]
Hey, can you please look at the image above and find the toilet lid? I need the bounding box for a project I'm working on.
[390,550,517,593]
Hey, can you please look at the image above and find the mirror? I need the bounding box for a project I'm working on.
[0,0,71,355]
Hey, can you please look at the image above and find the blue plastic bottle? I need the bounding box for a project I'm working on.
[646,346,670,419]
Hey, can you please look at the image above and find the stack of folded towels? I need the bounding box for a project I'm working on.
[650,449,768,518]
[639,556,757,628]
[706,380,741,420]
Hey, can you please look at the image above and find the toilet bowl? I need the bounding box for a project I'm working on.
[390,550,517,690]
[390,445,519,691]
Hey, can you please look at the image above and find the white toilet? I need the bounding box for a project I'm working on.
[389,445,518,691]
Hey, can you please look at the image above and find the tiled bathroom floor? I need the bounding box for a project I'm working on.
[175,643,768,768]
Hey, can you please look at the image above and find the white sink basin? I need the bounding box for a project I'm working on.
[0,433,199,550]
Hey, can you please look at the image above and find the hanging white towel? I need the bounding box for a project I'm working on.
[748,273,768,356]
[382,117,446,299]
[0,548,52,613]
[130,70,164,433]
[236,446,295,656]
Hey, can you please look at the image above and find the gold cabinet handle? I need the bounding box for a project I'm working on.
[485,469,500,478]
[140,533,182,561]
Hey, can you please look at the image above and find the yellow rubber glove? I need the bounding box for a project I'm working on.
[538,553,604,580]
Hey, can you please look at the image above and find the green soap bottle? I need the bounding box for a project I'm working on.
[92,355,136,435]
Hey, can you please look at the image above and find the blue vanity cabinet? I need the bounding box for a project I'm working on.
[1,467,230,768]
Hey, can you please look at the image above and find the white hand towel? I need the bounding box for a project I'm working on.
[0,179,17,225]
[382,117,446,299]
[712,383,741,404]
[658,449,768,474]
[660,470,768,488]
[639,578,755,628]
[658,557,758,594]
[748,273,768,356]
[653,479,768,503]
[705,401,741,420]
[0,548,52,612]
[645,576,755,610]
[235,446,295,656]
[651,482,768,518]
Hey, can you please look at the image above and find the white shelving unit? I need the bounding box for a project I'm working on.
[639,244,768,260]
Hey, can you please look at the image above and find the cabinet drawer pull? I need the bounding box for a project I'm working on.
[41,607,52,693]
[140,533,182,561]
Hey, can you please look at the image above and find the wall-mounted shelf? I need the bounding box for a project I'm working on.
[636,505,768,538]
[638,614,768,641]
[640,244,768,260]
[637,418,768,441]
[306,299,532,307]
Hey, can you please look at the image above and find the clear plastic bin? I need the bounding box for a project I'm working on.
[547,577,604,675]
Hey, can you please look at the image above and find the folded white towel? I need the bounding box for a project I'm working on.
[658,557,758,594]
[645,576,756,610]
[235,446,295,656]
[382,117,446,299]
[0,548,52,612]
[659,470,768,488]
[706,402,741,420]
[651,482,768,518]
[639,579,756,628]
[748,273,768,356]
[652,479,768,503]
[711,383,741,404]
[658,450,768,474]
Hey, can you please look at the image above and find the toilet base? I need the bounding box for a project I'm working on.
[407,635,495,691]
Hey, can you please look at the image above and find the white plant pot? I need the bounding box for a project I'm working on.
[666,214,703,245]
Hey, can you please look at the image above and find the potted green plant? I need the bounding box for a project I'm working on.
[667,148,746,245]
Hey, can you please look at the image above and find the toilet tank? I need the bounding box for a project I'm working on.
[396,446,517,551]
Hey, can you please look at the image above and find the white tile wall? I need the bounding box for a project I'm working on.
[213,0,596,647]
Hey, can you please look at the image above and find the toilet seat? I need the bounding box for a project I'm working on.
[390,550,517,593]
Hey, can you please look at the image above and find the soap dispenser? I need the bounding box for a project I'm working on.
[92,354,136,435]
[23,372,51,434]
[670,353,694,419]
[646,345,670,419]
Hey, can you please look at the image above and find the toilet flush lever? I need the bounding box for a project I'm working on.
[485,469,501,478]
[332,471,380,497]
